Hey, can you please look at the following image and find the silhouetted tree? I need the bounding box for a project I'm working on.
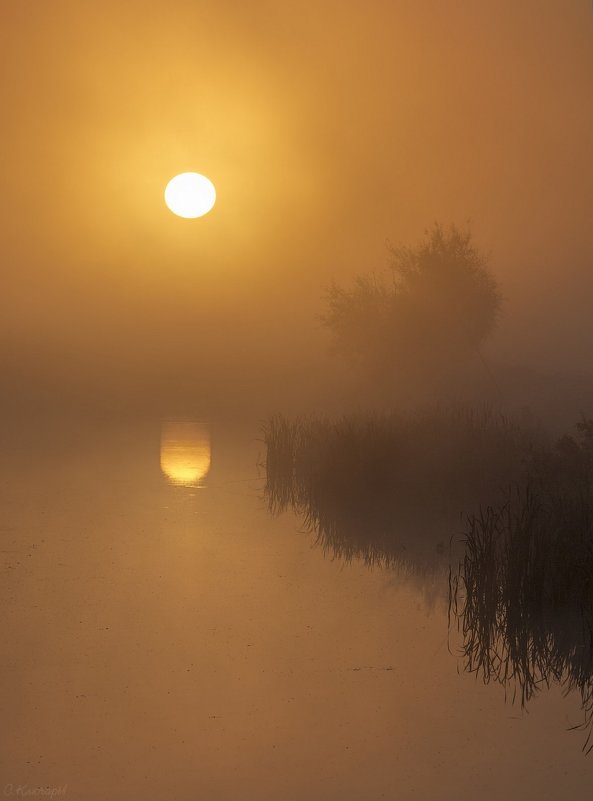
[322,224,502,381]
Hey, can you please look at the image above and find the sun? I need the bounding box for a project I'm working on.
[164,172,216,219]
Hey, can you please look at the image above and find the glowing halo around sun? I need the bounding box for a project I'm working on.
[164,172,216,218]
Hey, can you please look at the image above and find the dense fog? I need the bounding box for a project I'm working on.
[2,1,593,421]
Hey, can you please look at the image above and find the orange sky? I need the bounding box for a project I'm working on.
[1,0,593,407]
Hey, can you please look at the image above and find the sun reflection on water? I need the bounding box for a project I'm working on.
[160,421,211,488]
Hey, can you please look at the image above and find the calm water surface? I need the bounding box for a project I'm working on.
[1,417,592,800]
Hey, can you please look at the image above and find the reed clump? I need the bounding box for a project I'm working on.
[450,419,593,751]
[263,405,540,569]
[265,407,593,748]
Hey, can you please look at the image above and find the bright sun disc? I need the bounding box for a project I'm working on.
[164,172,216,219]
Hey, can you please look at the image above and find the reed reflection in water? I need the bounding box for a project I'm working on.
[262,409,533,575]
[450,487,593,752]
[265,409,593,751]
[160,421,211,488]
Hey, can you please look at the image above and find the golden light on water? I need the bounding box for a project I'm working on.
[164,172,216,218]
[160,421,211,487]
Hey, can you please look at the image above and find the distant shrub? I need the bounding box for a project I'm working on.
[321,224,502,381]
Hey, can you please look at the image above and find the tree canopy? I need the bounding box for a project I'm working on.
[321,224,502,380]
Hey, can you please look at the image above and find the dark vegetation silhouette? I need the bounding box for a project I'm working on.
[263,406,540,572]
[321,224,502,387]
[450,420,593,751]
[264,408,593,750]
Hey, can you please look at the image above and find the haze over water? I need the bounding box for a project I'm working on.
[3,1,593,798]
[2,416,592,800]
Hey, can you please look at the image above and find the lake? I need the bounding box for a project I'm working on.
[1,415,591,800]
